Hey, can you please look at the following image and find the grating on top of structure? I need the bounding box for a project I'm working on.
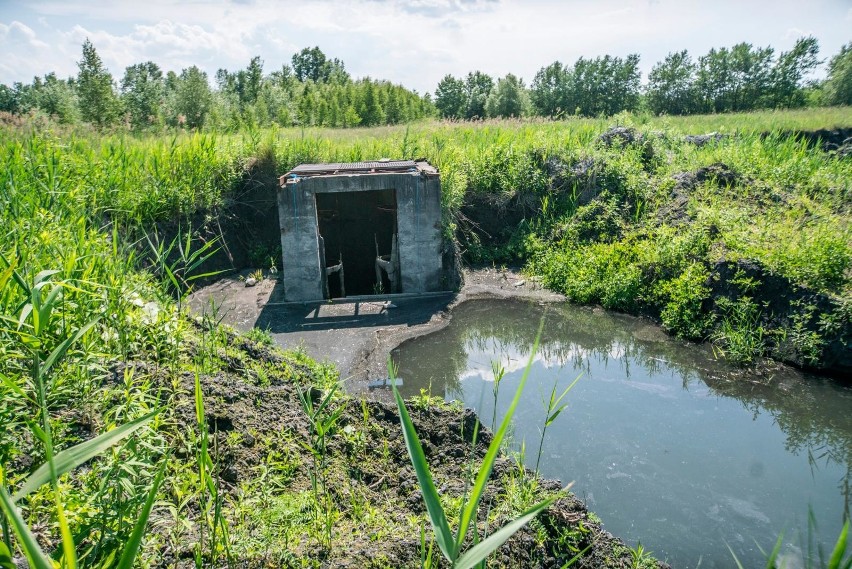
[289,160,418,176]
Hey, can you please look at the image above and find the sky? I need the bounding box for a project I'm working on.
[1,0,850,95]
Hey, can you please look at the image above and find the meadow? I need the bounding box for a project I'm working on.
[0,107,850,567]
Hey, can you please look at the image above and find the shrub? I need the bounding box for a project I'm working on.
[658,263,714,339]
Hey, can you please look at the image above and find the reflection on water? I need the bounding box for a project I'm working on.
[391,298,852,568]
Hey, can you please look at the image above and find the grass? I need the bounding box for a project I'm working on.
[390,333,568,569]
[0,107,850,566]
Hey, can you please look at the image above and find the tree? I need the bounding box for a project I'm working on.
[485,74,529,118]
[358,79,386,126]
[76,38,120,126]
[244,56,263,104]
[120,62,164,129]
[172,66,212,129]
[697,43,774,112]
[646,51,699,115]
[291,47,348,83]
[464,71,493,119]
[770,37,820,108]
[434,75,466,119]
[530,61,570,117]
[35,73,78,123]
[0,84,18,113]
[823,42,852,106]
[568,54,641,116]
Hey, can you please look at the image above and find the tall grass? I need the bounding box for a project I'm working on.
[390,330,564,568]
[0,107,849,565]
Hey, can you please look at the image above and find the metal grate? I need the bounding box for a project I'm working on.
[289,160,417,176]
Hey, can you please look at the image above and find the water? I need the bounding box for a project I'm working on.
[391,298,852,568]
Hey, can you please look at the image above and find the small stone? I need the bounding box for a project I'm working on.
[513,280,526,287]
[245,277,258,287]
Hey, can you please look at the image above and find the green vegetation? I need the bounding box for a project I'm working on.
[391,335,562,569]
[1,44,432,131]
[1,104,849,566]
[1,37,850,130]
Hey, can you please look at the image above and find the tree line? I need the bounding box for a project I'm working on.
[0,42,432,130]
[436,37,852,119]
[1,37,850,130]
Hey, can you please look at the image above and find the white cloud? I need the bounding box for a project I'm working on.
[1,0,850,92]
[784,27,812,40]
[0,20,58,81]
[0,20,49,48]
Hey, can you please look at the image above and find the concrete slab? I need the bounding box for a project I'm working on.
[188,267,564,397]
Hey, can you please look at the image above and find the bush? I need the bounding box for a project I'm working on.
[534,240,644,313]
[658,263,714,339]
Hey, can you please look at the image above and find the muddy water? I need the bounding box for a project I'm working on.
[391,298,852,568]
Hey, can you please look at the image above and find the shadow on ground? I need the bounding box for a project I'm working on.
[256,280,452,333]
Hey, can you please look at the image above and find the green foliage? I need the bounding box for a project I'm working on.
[646,50,700,115]
[0,271,163,568]
[823,43,852,106]
[485,74,530,118]
[297,382,344,549]
[772,37,821,108]
[534,240,644,312]
[120,62,165,130]
[530,61,571,118]
[530,54,641,117]
[658,263,713,340]
[76,38,121,127]
[245,326,274,347]
[292,47,348,83]
[464,72,494,120]
[713,297,766,365]
[628,541,656,569]
[535,374,581,474]
[391,338,560,568]
[145,226,223,306]
[4,42,432,131]
[13,73,79,124]
[170,66,213,129]
[435,75,467,120]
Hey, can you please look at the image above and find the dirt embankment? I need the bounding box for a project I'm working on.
[457,129,850,377]
[115,325,667,568]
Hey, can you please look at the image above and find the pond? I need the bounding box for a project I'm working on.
[390,298,852,568]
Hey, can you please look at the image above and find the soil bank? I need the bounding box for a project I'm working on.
[187,268,671,567]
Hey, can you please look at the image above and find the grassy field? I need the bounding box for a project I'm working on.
[0,107,850,567]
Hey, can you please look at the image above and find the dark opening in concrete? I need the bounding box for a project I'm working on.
[316,189,397,297]
[278,159,449,302]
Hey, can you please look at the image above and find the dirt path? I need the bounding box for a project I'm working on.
[188,266,564,398]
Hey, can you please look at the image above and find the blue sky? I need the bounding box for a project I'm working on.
[1,0,850,94]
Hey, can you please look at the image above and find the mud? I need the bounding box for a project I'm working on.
[189,267,562,392]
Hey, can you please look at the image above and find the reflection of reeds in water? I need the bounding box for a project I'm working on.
[397,297,852,517]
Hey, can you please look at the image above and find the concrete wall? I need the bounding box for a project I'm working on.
[278,170,443,301]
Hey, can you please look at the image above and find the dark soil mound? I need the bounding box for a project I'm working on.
[771,128,852,156]
[111,329,667,568]
[459,191,532,250]
[138,155,283,285]
[658,162,740,226]
[683,133,726,147]
[710,259,852,377]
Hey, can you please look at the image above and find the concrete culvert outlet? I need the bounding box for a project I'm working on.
[278,160,454,302]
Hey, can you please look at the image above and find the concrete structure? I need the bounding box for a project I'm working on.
[277,160,444,302]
